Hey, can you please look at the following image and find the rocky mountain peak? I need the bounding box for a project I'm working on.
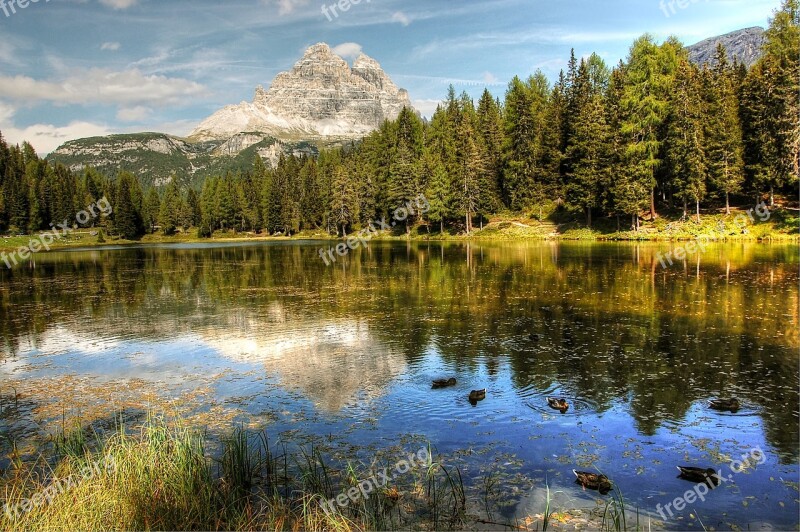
[687,27,765,67]
[304,42,335,58]
[353,52,381,70]
[189,43,412,142]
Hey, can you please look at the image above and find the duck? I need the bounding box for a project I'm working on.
[432,378,457,389]
[573,470,612,494]
[528,333,540,341]
[547,397,570,413]
[469,389,486,403]
[709,398,740,412]
[677,466,719,486]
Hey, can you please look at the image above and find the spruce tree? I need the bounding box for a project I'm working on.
[566,92,611,226]
[330,161,359,236]
[113,172,144,239]
[159,180,182,235]
[455,99,485,233]
[143,187,161,233]
[759,0,799,203]
[422,149,451,233]
[476,89,504,213]
[620,35,677,220]
[704,46,745,214]
[386,107,424,232]
[186,188,201,227]
[665,59,707,219]
[299,157,323,230]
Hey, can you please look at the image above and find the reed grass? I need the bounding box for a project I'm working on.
[601,481,648,532]
[0,414,466,532]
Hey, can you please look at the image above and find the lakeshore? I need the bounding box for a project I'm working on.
[0,207,797,260]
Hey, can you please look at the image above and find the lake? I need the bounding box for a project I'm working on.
[0,241,797,530]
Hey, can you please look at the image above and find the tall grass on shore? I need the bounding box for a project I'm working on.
[0,414,465,531]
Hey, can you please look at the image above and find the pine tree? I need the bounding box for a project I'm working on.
[299,157,322,229]
[502,73,551,211]
[265,160,284,234]
[143,187,161,233]
[47,163,78,229]
[476,89,504,214]
[4,145,28,231]
[185,188,202,227]
[744,0,800,205]
[608,62,651,230]
[620,35,678,220]
[665,59,707,219]
[536,77,564,204]
[215,173,236,231]
[603,63,627,220]
[565,92,611,226]
[422,149,451,233]
[159,180,182,235]
[0,133,7,229]
[386,107,424,232]
[704,46,745,214]
[26,158,46,232]
[455,99,485,233]
[200,176,219,234]
[425,106,458,215]
[113,172,144,239]
[330,161,359,236]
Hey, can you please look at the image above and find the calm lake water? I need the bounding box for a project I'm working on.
[1,241,798,529]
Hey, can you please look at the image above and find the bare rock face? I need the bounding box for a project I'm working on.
[190,43,413,141]
[687,27,765,68]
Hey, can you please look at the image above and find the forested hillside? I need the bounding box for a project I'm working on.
[0,1,796,240]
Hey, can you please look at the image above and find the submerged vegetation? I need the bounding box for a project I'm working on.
[0,415,515,531]
[0,413,658,531]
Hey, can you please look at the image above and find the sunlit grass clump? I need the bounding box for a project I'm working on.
[0,414,467,532]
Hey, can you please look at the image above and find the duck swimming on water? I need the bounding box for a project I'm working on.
[432,378,457,389]
[547,397,570,413]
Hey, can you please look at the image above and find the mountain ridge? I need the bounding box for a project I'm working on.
[686,26,765,67]
[188,42,412,142]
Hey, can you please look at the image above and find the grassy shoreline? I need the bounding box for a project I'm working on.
[0,414,644,532]
[0,208,796,256]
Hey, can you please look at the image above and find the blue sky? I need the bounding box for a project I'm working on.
[0,0,781,153]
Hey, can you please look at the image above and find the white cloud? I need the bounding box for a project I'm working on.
[0,40,22,67]
[411,28,641,60]
[100,42,121,51]
[0,100,200,155]
[412,99,442,119]
[332,42,363,61]
[98,0,138,9]
[116,106,151,122]
[0,100,14,121]
[391,11,411,26]
[260,0,310,16]
[3,120,112,155]
[483,72,499,85]
[0,69,208,107]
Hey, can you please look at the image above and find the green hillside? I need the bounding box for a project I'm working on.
[47,132,320,189]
